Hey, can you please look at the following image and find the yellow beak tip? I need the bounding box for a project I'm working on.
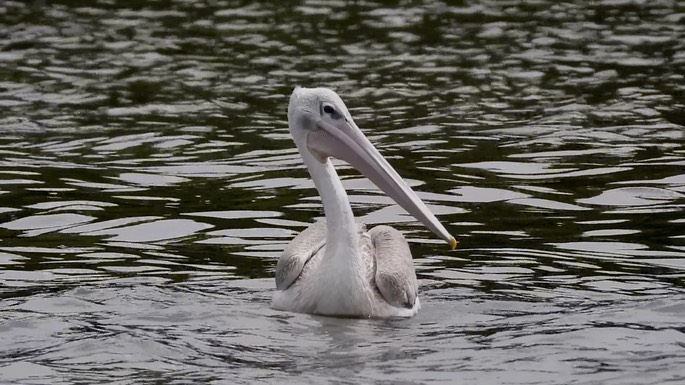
[448,237,458,250]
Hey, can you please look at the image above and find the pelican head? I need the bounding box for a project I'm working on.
[287,86,457,249]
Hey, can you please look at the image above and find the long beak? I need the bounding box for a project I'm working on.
[308,119,457,250]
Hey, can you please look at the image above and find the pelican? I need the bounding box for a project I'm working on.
[272,87,456,318]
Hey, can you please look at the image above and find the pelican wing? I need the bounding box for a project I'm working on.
[275,220,326,290]
[369,225,418,309]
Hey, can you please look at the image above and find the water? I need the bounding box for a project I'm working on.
[1,0,684,383]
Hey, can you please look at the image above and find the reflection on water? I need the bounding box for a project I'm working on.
[1,0,684,384]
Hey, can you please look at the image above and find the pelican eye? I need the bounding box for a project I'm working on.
[322,104,342,120]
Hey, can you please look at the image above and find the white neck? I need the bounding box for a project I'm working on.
[300,152,358,251]
[299,151,374,314]
[299,149,369,315]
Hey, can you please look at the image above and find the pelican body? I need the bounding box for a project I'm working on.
[272,87,456,318]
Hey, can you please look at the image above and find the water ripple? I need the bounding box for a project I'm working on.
[1,0,684,384]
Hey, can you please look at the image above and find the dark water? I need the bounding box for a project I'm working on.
[1,1,684,383]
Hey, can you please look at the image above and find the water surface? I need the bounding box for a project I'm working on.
[1,1,684,384]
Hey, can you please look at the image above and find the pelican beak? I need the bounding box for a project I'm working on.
[308,118,457,250]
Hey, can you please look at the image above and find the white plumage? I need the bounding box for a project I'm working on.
[272,87,456,318]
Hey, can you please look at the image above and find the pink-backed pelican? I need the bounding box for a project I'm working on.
[272,87,456,318]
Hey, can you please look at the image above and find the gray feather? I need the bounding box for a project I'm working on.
[275,220,326,290]
[369,225,418,309]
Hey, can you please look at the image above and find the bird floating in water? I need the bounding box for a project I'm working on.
[272,87,456,318]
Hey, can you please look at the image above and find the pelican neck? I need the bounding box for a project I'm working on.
[301,154,359,251]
